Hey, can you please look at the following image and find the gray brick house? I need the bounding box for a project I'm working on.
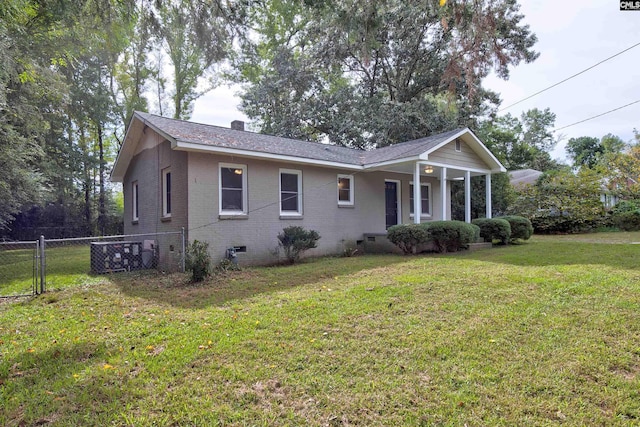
[111,111,505,266]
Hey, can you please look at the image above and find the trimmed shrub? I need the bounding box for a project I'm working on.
[496,215,533,241]
[423,221,480,253]
[185,240,212,282]
[277,226,321,264]
[472,218,511,245]
[387,224,429,254]
[613,210,640,231]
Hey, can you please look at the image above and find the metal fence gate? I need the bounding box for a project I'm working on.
[0,230,185,297]
[0,240,42,298]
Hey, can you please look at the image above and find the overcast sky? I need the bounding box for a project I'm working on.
[192,0,640,161]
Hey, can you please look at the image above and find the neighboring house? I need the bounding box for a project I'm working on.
[111,112,506,266]
[508,168,543,188]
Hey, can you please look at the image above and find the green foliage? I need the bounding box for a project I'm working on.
[451,173,515,220]
[472,218,511,244]
[612,211,640,231]
[216,257,240,272]
[476,108,561,171]
[185,240,212,282]
[423,221,480,253]
[387,224,429,255]
[235,0,539,148]
[496,215,533,241]
[566,136,603,169]
[610,199,640,215]
[277,226,320,264]
[508,169,605,234]
[610,201,640,231]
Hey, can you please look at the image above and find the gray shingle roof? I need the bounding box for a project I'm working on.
[136,111,467,166]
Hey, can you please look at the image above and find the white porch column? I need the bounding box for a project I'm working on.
[485,173,492,219]
[413,162,421,224]
[465,170,472,223]
[440,167,447,220]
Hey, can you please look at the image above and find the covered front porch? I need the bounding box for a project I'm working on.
[362,129,506,228]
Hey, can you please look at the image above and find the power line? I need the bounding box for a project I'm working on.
[499,41,640,112]
[553,99,640,132]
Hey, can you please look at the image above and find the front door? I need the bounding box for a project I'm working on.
[385,181,399,229]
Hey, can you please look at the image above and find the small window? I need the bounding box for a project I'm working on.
[132,181,139,221]
[220,163,247,214]
[455,139,462,152]
[162,168,171,217]
[337,174,354,206]
[280,169,302,215]
[409,183,431,216]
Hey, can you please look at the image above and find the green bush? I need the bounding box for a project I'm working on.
[496,215,533,241]
[472,218,511,244]
[387,224,429,254]
[611,200,640,215]
[612,210,640,231]
[185,240,212,282]
[423,221,480,253]
[277,226,321,264]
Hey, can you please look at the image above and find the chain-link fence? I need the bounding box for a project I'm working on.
[0,231,185,296]
[0,241,40,298]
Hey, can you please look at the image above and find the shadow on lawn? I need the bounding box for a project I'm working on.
[461,240,640,271]
[1,341,134,426]
[110,254,409,309]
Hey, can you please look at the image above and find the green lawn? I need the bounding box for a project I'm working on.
[0,244,101,296]
[1,234,640,425]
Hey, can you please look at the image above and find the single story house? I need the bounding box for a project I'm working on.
[111,111,506,266]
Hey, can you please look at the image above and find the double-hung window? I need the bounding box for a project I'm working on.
[132,181,139,221]
[337,174,354,206]
[220,163,247,215]
[409,182,431,217]
[280,169,302,216]
[162,168,171,218]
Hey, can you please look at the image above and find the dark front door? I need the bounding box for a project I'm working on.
[385,181,398,229]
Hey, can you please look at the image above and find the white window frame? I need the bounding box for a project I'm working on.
[132,181,139,221]
[279,168,302,216]
[219,162,248,215]
[409,182,432,218]
[455,139,462,152]
[337,174,354,206]
[162,168,171,218]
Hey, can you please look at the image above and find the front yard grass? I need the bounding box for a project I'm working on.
[1,234,640,425]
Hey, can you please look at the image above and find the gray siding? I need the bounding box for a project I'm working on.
[428,140,488,170]
[123,134,187,270]
[187,153,390,265]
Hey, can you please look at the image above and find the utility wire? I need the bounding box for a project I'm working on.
[499,41,640,112]
[553,99,640,132]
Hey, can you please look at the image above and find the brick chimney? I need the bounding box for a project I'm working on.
[231,120,245,131]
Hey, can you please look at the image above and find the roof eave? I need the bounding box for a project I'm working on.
[174,140,364,171]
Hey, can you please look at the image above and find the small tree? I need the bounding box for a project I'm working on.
[277,226,320,264]
[185,240,212,282]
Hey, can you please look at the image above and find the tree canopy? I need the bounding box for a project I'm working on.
[233,0,539,148]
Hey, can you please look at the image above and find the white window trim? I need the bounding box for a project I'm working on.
[132,181,139,221]
[455,139,462,152]
[279,168,302,216]
[219,162,248,215]
[337,174,354,206]
[162,168,171,218]
[409,181,432,218]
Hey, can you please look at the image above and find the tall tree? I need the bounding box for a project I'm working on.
[476,108,561,171]
[235,0,538,148]
[152,0,234,119]
[566,136,603,169]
